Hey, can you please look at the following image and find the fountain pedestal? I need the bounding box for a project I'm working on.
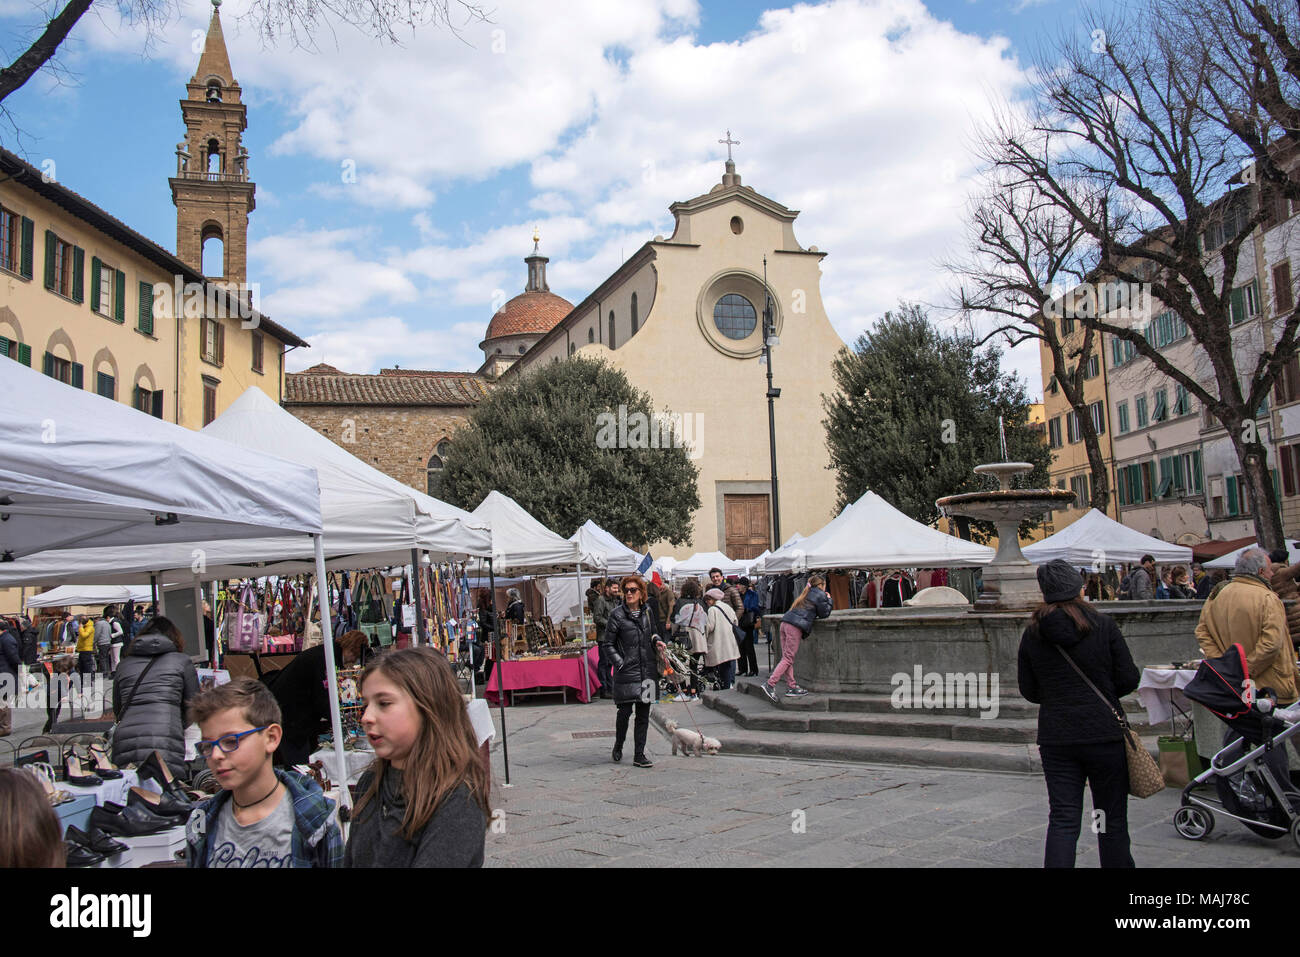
[936,462,1075,612]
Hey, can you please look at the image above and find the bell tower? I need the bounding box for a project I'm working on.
[169,0,255,286]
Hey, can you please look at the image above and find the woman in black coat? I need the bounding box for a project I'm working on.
[111,617,200,772]
[1018,560,1141,868]
[599,575,665,768]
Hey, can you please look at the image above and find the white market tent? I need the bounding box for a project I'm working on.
[26,584,154,608]
[569,520,645,575]
[1205,540,1300,569]
[0,387,492,586]
[471,491,587,572]
[1021,509,1192,566]
[762,491,995,572]
[750,533,806,575]
[0,357,323,562]
[671,550,753,581]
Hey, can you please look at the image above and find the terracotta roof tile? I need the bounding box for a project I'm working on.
[285,369,489,406]
[483,290,573,341]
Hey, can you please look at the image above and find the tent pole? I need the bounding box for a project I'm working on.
[314,534,351,814]
[409,549,427,647]
[489,557,510,785]
[192,575,205,667]
[150,574,158,610]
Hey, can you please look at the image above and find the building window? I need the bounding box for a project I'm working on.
[1275,261,1294,315]
[427,439,450,497]
[252,331,263,373]
[137,280,155,335]
[1155,453,1200,498]
[95,371,115,400]
[631,292,638,334]
[1282,443,1300,497]
[1061,316,1075,337]
[1229,279,1261,325]
[569,342,576,355]
[1047,375,1059,395]
[1174,384,1191,416]
[42,352,82,388]
[1152,387,1168,422]
[1110,336,1137,366]
[518,345,526,355]
[1117,401,1130,434]
[608,311,616,349]
[0,207,33,278]
[1225,474,1247,516]
[1066,410,1081,443]
[1088,400,1105,436]
[43,230,83,302]
[134,386,163,418]
[1278,355,1300,405]
[712,293,757,340]
[1048,416,1062,449]
[202,378,218,426]
[91,258,125,322]
[1117,461,1155,506]
[587,327,594,344]
[1070,474,1090,510]
[1135,394,1149,428]
[0,335,31,366]
[202,317,225,365]
[1082,354,1099,379]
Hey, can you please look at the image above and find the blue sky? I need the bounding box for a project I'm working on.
[0,0,1113,390]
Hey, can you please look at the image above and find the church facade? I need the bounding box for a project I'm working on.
[287,160,845,559]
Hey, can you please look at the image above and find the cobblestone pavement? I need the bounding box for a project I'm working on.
[482,697,1296,868]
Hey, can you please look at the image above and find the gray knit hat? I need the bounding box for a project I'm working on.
[1037,559,1084,603]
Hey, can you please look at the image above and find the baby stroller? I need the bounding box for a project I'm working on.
[1173,643,1300,849]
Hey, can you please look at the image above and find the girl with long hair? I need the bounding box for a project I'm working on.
[762,574,832,703]
[1018,559,1140,868]
[0,769,65,867]
[345,647,489,867]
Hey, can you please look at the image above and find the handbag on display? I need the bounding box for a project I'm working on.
[229,582,265,653]
[355,572,392,648]
[1057,647,1164,798]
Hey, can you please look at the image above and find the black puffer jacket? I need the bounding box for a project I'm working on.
[0,626,19,680]
[111,633,199,769]
[19,624,40,665]
[1017,606,1141,746]
[600,603,661,704]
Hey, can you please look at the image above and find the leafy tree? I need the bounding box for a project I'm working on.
[822,303,1051,542]
[441,356,701,549]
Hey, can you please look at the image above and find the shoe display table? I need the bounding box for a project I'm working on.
[118,826,186,867]
[64,768,139,811]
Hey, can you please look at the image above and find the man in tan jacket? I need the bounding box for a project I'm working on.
[1195,547,1298,705]
[1195,547,1300,779]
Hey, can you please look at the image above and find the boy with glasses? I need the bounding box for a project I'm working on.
[185,677,343,868]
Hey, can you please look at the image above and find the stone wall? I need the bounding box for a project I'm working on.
[286,403,475,494]
[766,601,1206,695]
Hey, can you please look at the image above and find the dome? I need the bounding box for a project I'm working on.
[482,290,573,342]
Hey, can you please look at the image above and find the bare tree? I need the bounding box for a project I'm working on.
[984,8,1299,548]
[0,0,487,107]
[948,173,1115,514]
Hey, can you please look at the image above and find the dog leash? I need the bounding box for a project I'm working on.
[659,644,708,743]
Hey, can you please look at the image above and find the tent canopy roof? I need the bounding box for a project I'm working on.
[671,551,753,580]
[569,520,645,574]
[763,492,994,572]
[0,358,321,564]
[1021,509,1192,566]
[471,491,587,572]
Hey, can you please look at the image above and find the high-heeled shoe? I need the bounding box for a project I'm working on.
[88,800,174,837]
[128,785,192,820]
[84,743,123,780]
[25,765,74,806]
[65,825,128,856]
[138,750,189,801]
[62,752,102,787]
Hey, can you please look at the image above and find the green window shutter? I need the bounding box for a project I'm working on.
[43,230,55,290]
[1230,287,1245,324]
[114,269,126,322]
[70,362,83,389]
[1273,468,1280,501]
[19,217,33,279]
[90,257,101,312]
[42,351,53,377]
[1192,451,1203,492]
[17,342,30,367]
[138,280,154,334]
[71,246,84,303]
[1227,476,1239,515]
[152,390,163,418]
[1111,338,1122,366]
[0,335,8,359]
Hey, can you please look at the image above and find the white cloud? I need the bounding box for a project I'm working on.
[284,315,483,373]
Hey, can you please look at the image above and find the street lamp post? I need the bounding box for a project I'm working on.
[762,256,782,549]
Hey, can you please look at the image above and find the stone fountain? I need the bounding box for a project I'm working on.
[936,461,1075,611]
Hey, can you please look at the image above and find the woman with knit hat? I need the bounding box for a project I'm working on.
[1017,559,1141,868]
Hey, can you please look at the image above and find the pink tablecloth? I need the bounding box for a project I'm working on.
[486,646,600,705]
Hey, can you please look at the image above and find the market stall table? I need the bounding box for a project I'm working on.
[485,647,601,705]
[1137,665,1225,767]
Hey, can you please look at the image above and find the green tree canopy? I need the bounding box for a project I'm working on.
[822,303,1051,542]
[441,356,701,549]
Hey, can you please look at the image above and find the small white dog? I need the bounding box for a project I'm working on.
[664,718,721,757]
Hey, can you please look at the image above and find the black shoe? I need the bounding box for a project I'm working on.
[62,752,102,787]
[612,745,623,763]
[138,750,183,792]
[66,825,128,856]
[633,754,653,768]
[64,841,106,868]
[128,785,191,820]
[88,800,174,837]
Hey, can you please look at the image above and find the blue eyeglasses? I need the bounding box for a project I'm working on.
[197,726,270,757]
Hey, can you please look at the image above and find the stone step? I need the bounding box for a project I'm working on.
[730,676,1155,726]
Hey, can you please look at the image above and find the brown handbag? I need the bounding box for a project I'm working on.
[1057,646,1165,798]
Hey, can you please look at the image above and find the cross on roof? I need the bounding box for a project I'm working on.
[718,130,740,162]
